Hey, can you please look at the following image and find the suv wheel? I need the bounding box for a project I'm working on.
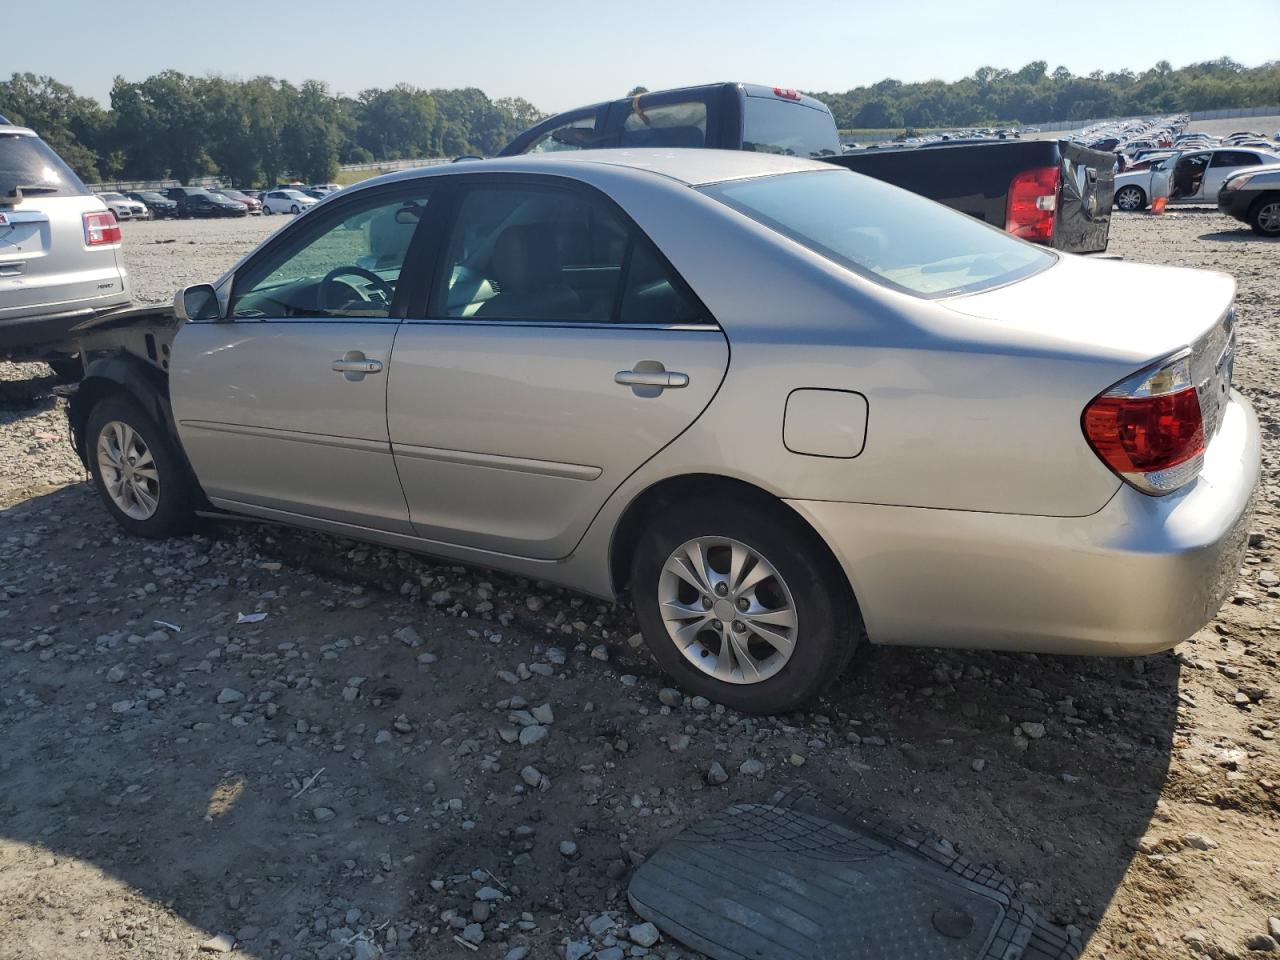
[87,395,196,538]
[631,498,858,714]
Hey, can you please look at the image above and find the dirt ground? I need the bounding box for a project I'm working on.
[1,208,1277,960]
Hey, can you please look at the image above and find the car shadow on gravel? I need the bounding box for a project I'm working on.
[1198,230,1269,242]
[0,365,60,416]
[0,481,1181,959]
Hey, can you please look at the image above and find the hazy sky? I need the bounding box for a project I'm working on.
[12,0,1280,112]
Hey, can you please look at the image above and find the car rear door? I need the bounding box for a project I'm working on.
[1205,150,1263,197]
[171,182,436,532]
[386,175,729,560]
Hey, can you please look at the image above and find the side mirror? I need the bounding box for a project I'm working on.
[174,284,221,322]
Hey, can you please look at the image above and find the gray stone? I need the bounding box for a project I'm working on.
[216,687,244,704]
[739,758,765,777]
[199,933,236,953]
[106,664,128,683]
[628,922,660,947]
[596,948,625,960]
[532,703,555,724]
[312,806,335,822]
[461,922,484,944]
[1246,934,1277,952]
[1020,722,1046,739]
[505,948,530,960]
[519,724,549,746]
[393,625,422,647]
[706,761,729,785]
[559,840,579,858]
[588,914,615,936]
[476,885,504,901]
[565,942,592,960]
[658,688,682,707]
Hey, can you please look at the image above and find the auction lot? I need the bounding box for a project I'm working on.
[1,209,1278,959]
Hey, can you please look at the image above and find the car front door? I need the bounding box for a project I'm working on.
[171,182,435,532]
[386,176,729,559]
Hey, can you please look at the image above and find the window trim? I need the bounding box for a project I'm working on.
[416,172,718,330]
[225,180,438,322]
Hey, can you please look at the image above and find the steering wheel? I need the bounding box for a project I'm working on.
[320,265,395,311]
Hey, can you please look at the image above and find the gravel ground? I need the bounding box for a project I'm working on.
[0,210,1277,960]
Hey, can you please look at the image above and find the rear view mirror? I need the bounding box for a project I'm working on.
[174,284,221,322]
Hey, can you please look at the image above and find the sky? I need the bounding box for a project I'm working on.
[11,0,1280,113]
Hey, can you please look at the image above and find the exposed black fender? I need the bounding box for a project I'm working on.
[67,354,200,497]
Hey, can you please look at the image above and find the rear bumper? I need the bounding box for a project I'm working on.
[0,293,133,353]
[788,391,1260,656]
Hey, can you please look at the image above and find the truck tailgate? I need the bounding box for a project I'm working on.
[1055,141,1114,254]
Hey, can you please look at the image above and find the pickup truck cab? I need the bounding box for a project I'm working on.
[499,83,841,160]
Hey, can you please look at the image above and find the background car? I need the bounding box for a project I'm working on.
[0,118,129,373]
[214,189,262,214]
[309,183,341,195]
[70,150,1257,714]
[125,190,179,218]
[163,187,248,218]
[1114,146,1280,210]
[1218,163,1280,236]
[261,189,316,214]
[96,191,149,221]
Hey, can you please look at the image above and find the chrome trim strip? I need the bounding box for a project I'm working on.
[392,442,602,481]
[398,318,720,332]
[179,420,390,454]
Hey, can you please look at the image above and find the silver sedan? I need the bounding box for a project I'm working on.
[71,149,1260,713]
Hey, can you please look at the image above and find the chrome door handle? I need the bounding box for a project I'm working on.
[332,352,383,381]
[614,370,688,388]
[615,361,689,397]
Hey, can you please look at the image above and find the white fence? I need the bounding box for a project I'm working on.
[338,157,453,173]
[1035,104,1280,133]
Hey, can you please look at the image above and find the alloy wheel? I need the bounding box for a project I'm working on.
[657,536,798,684]
[96,420,160,520]
[1116,187,1142,210]
[1257,201,1280,234]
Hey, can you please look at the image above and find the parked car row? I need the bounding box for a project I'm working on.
[89,182,342,220]
[1113,146,1280,213]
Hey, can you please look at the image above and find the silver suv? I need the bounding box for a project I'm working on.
[0,119,130,368]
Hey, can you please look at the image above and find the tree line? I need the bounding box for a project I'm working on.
[810,58,1280,131]
[2,58,1277,185]
[0,71,543,185]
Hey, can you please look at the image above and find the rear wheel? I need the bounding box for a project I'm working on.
[1115,185,1147,211]
[631,498,858,714]
[86,395,197,538]
[1249,196,1280,236]
[290,204,300,214]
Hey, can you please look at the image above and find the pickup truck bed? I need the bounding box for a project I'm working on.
[829,140,1116,253]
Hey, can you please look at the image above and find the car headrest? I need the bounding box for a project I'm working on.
[490,223,562,293]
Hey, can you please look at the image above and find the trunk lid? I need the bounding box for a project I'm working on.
[947,253,1236,444]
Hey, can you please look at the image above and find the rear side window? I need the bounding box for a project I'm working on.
[0,133,89,198]
[619,101,707,149]
[743,98,841,158]
[703,170,1053,299]
[1211,151,1262,168]
[437,182,709,325]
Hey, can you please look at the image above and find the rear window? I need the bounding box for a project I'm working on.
[0,132,89,198]
[619,101,708,149]
[702,170,1054,299]
[742,98,841,159]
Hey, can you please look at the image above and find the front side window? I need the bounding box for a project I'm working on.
[619,101,707,149]
[528,114,599,153]
[437,182,708,325]
[229,187,431,319]
[702,170,1053,298]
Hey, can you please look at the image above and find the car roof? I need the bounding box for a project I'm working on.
[376,149,832,190]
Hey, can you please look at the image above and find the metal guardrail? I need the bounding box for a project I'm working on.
[1034,105,1280,133]
[338,157,453,173]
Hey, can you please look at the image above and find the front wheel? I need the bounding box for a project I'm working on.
[1249,197,1280,236]
[87,395,197,538]
[1114,185,1147,211]
[290,204,300,214]
[631,498,858,714]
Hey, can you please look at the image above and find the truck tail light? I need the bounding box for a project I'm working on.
[1082,352,1205,495]
[83,210,121,246]
[1005,166,1060,244]
[772,88,802,100]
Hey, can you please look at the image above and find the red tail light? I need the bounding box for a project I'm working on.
[83,210,121,246]
[772,88,802,100]
[1005,166,1060,244]
[1082,353,1205,495]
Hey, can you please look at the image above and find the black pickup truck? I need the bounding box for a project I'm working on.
[499,84,1114,254]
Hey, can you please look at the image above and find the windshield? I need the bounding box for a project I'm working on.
[100,192,125,201]
[702,169,1054,298]
[0,132,89,198]
[742,97,841,158]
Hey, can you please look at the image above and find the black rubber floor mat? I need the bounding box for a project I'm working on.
[627,785,1080,960]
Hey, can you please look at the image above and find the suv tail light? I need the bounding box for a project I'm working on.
[1005,166,1060,244]
[83,210,121,246]
[1082,352,1205,495]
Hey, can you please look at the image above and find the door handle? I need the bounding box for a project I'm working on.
[615,361,689,397]
[332,351,383,381]
[614,370,689,388]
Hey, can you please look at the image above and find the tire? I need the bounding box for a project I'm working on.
[86,395,197,539]
[290,204,300,215]
[46,355,83,381]
[1249,196,1280,236]
[1115,185,1147,212]
[631,497,859,714]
